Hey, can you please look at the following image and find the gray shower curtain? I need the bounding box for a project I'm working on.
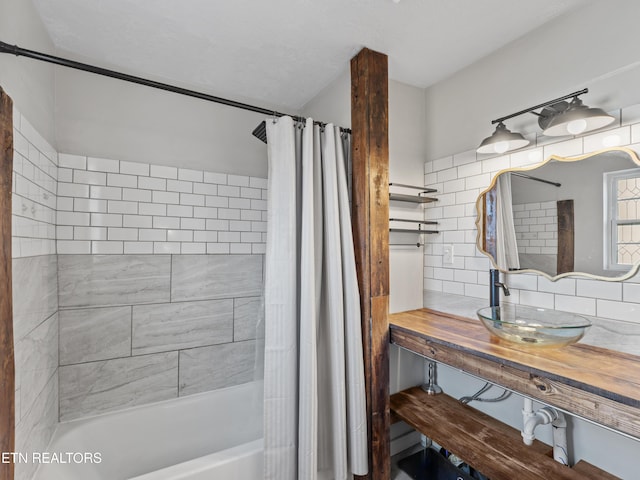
[263,116,368,480]
[496,173,520,271]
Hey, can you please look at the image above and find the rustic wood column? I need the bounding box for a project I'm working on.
[350,48,390,480]
[557,199,575,274]
[0,87,15,480]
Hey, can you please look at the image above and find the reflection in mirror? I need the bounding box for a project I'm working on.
[476,148,640,281]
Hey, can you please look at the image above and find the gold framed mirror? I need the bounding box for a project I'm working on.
[476,147,640,281]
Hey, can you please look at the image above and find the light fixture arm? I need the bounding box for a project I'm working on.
[491,88,588,125]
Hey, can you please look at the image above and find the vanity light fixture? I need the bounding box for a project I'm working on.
[540,96,615,136]
[477,88,615,155]
[477,122,530,154]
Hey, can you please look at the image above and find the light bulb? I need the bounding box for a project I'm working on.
[603,134,621,147]
[494,141,509,154]
[528,150,543,162]
[567,118,587,135]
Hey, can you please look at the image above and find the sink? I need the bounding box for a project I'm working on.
[476,305,592,347]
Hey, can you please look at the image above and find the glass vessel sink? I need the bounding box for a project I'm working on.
[476,305,592,347]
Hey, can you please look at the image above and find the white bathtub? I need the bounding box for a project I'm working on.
[34,381,264,480]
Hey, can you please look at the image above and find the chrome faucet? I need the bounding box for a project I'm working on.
[489,269,510,307]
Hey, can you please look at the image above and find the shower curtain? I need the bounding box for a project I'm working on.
[495,173,521,270]
[263,116,368,480]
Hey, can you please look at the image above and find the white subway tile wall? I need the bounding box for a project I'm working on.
[57,154,267,255]
[424,107,640,324]
[513,201,558,255]
[12,110,58,258]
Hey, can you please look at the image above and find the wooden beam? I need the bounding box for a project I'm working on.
[557,199,574,274]
[351,48,390,480]
[0,86,15,480]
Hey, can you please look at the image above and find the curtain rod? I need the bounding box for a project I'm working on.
[511,172,561,187]
[0,40,351,136]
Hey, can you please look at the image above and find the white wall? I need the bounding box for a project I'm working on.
[54,62,274,178]
[386,81,427,426]
[302,68,351,128]
[0,0,56,144]
[424,0,640,161]
[388,82,428,314]
[1,0,274,178]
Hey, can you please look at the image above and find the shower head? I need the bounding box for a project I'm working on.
[252,121,267,144]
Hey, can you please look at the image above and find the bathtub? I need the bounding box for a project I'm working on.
[34,381,264,480]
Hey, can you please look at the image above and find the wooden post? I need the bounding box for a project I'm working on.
[0,87,15,480]
[350,48,390,480]
[557,199,575,275]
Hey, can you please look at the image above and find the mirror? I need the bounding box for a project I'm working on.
[476,147,640,281]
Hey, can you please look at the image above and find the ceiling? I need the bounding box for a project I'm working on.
[32,0,588,111]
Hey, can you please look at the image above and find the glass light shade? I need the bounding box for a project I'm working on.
[542,98,615,137]
[477,123,530,154]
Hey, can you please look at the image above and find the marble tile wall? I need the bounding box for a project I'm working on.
[58,254,171,308]
[178,340,257,396]
[58,254,264,421]
[11,108,59,480]
[171,254,264,301]
[423,104,640,324]
[59,352,178,421]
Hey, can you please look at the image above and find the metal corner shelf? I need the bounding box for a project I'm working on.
[390,228,439,234]
[389,183,437,192]
[389,218,438,225]
[388,183,438,203]
[388,183,439,246]
[389,193,437,203]
[389,220,439,235]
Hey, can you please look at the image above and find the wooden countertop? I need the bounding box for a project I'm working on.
[389,308,640,439]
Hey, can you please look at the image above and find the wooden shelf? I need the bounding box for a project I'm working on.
[391,387,619,480]
[389,308,640,440]
[389,193,437,203]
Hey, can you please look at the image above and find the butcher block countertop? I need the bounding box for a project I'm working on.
[389,308,640,440]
